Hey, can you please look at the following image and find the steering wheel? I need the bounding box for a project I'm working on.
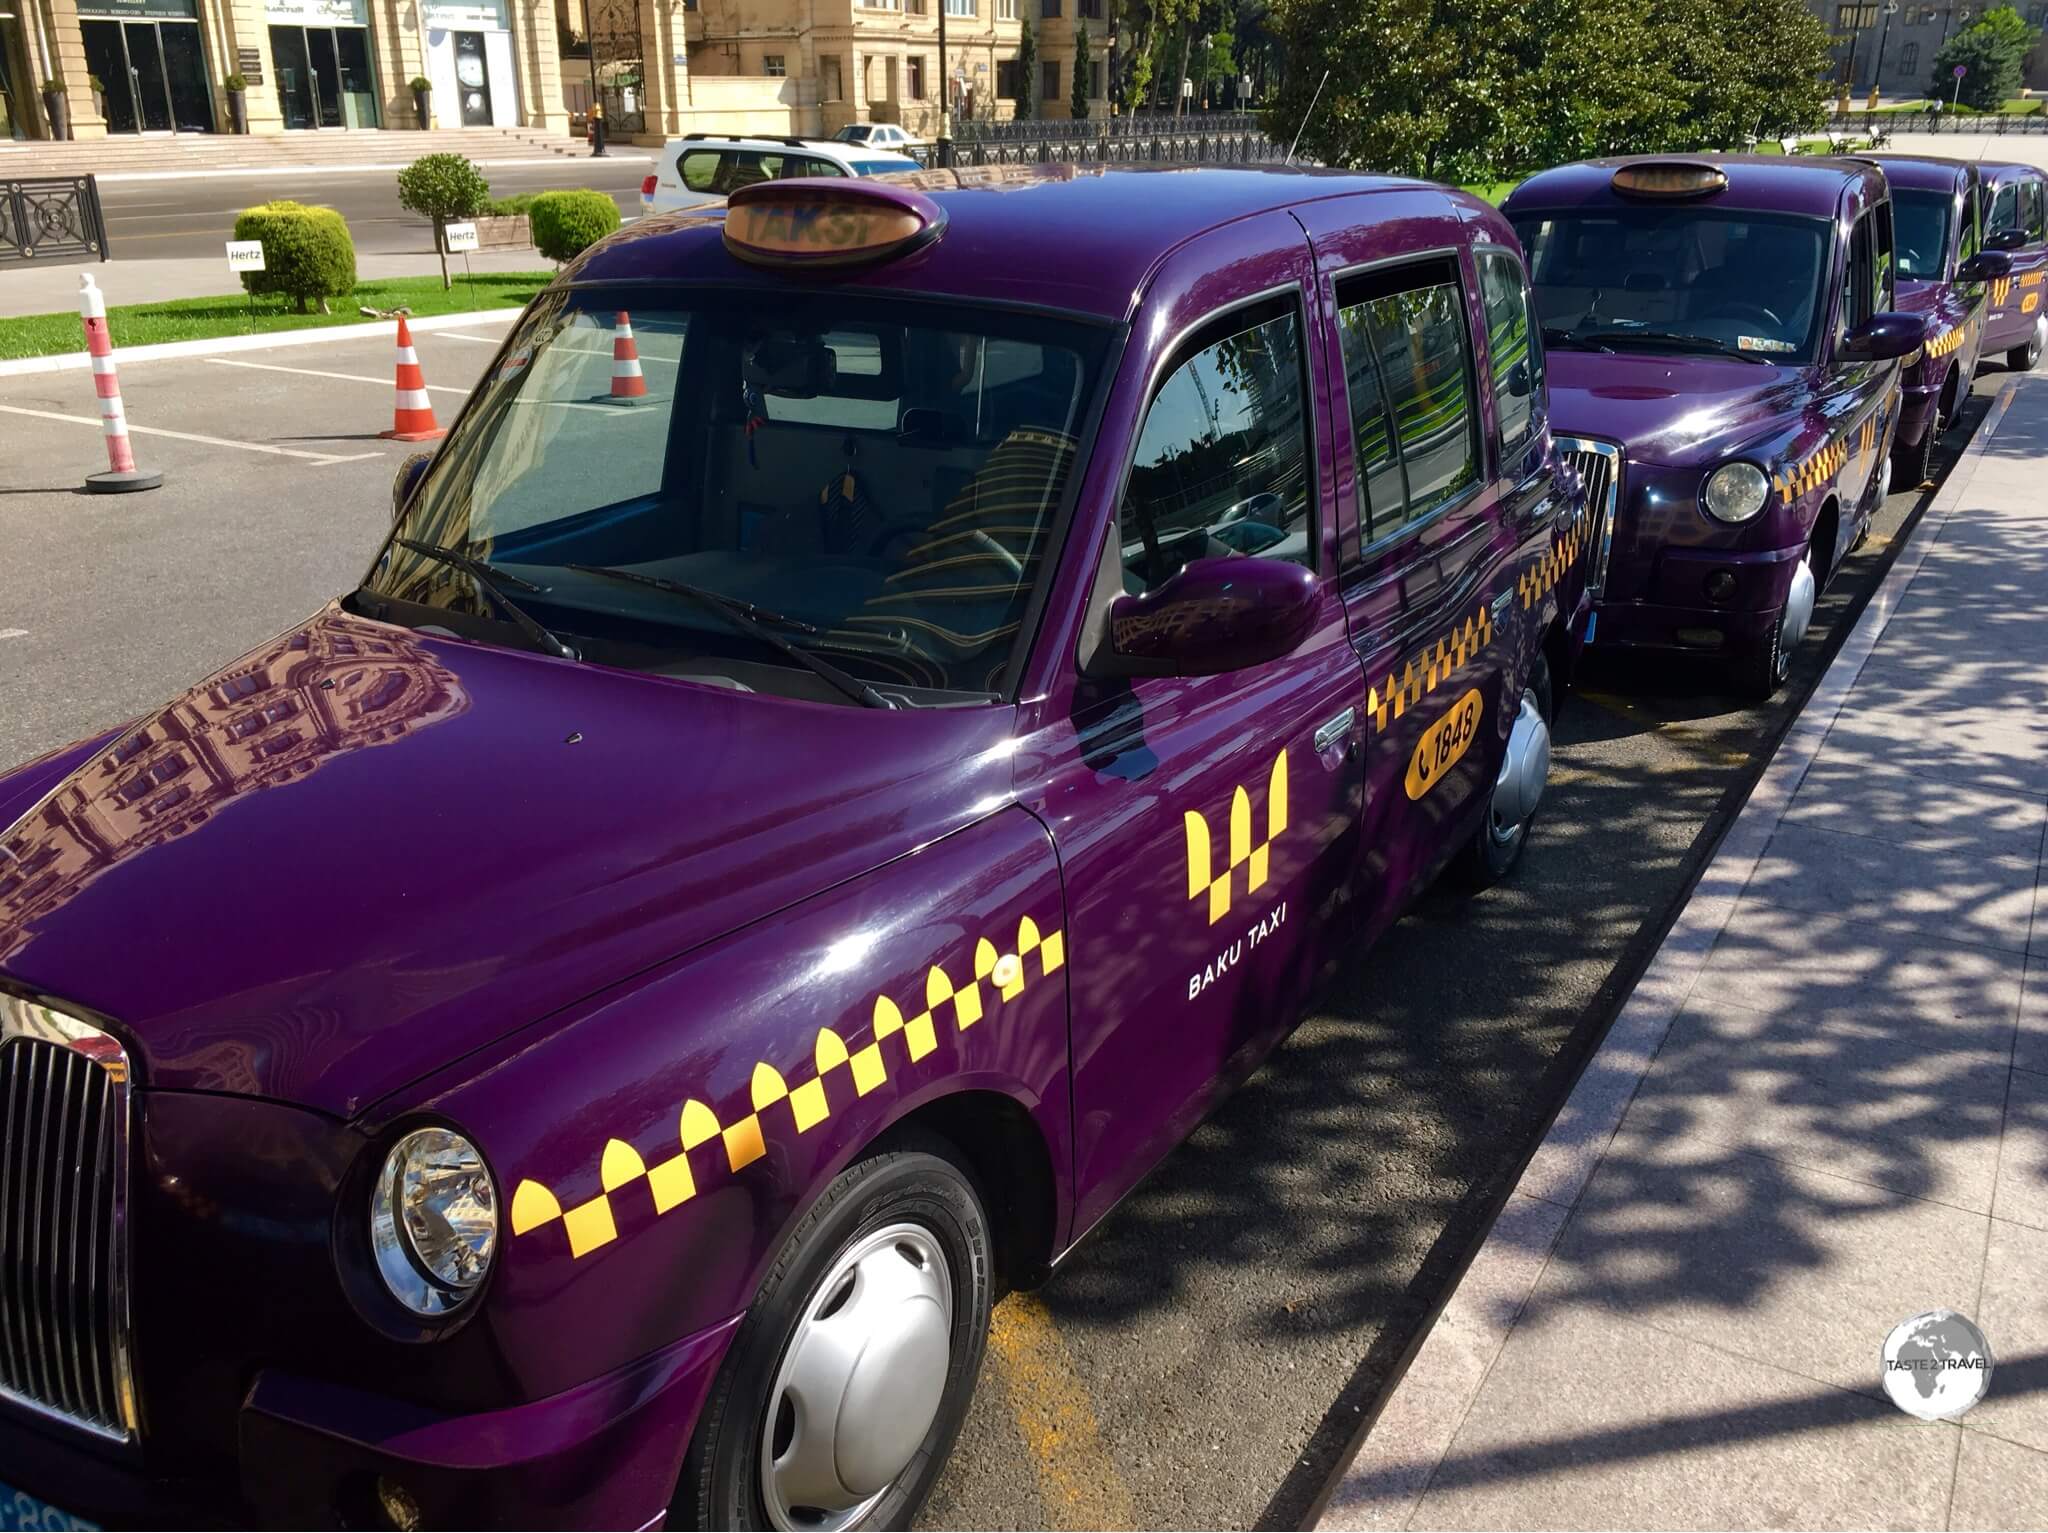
[1715,300,1786,330]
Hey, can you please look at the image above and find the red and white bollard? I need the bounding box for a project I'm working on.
[78,273,162,494]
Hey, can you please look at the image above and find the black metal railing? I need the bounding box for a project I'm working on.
[1821,110,2048,136]
[0,177,109,264]
[915,116,1281,169]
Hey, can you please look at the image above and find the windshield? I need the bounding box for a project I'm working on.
[838,126,872,141]
[365,288,1108,701]
[1511,206,1830,362]
[1893,188,1953,281]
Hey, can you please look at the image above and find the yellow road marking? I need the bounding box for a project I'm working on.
[986,1294,1137,1531]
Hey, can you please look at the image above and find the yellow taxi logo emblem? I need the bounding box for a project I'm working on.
[1406,690,1484,801]
[1185,751,1288,926]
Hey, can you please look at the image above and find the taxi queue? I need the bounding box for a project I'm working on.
[0,148,2038,1533]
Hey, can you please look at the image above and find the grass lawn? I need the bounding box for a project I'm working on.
[0,272,551,362]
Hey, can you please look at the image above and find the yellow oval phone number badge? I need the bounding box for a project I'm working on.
[1406,688,1484,801]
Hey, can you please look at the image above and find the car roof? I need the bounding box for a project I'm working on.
[1866,153,1979,192]
[1503,154,1881,217]
[1977,160,2044,185]
[568,163,1478,322]
[663,135,892,159]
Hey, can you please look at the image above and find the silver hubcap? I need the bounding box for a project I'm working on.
[2029,318,2045,369]
[1488,686,1550,845]
[1779,553,1817,679]
[759,1223,954,1531]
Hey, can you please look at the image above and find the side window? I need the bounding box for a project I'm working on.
[2027,179,2047,241]
[1958,184,1981,266]
[679,150,723,194]
[1476,249,1543,459]
[1991,180,2020,236]
[1118,302,1316,595]
[1876,200,1896,310]
[1842,213,1875,336]
[1334,260,1481,546]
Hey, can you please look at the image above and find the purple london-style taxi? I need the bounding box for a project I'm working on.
[1869,154,2015,485]
[1980,159,2048,373]
[1504,154,1937,697]
[0,165,1590,1531]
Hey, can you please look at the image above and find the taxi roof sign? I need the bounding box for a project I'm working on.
[1611,161,1730,199]
[723,179,947,270]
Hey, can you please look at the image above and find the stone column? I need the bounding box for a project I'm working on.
[370,0,423,128]
[635,0,683,139]
[208,0,284,134]
[42,0,107,136]
[518,0,566,130]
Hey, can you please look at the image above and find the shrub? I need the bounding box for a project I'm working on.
[397,153,491,288]
[529,189,621,264]
[232,201,356,314]
[485,192,539,216]
[409,75,432,92]
[225,72,248,92]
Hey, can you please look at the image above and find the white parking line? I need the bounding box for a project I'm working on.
[0,405,379,466]
[438,331,516,344]
[205,357,472,396]
[0,630,27,641]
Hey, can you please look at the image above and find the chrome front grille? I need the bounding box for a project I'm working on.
[0,999,135,1443]
[1557,437,1622,598]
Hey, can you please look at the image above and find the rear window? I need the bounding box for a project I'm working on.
[676,149,846,195]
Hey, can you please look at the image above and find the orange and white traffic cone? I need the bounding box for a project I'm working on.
[78,274,162,494]
[601,310,647,404]
[381,315,446,442]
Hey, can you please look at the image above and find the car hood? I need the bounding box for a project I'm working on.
[0,606,1016,1117]
[1545,348,1812,469]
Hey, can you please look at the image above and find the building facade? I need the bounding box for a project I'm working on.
[1813,1,2048,99]
[3,0,579,136]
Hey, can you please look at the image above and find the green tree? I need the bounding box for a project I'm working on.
[529,189,621,264]
[396,153,491,290]
[1073,21,1092,120]
[1931,6,2039,109]
[1016,13,1037,120]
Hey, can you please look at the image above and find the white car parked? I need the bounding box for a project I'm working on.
[642,134,922,215]
[833,122,924,152]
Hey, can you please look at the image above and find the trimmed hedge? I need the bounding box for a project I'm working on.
[530,189,621,263]
[232,201,356,314]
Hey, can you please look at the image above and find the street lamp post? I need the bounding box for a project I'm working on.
[1872,1,1899,100]
[937,0,952,166]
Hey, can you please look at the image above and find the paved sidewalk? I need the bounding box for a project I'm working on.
[1319,372,2048,1530]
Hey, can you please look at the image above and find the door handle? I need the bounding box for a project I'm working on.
[1314,708,1356,753]
[1490,590,1515,620]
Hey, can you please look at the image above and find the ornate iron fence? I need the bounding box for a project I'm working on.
[1826,111,2048,136]
[0,177,109,264]
[914,117,1281,169]
[954,111,1263,144]
[586,0,646,137]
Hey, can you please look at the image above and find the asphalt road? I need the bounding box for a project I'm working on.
[0,327,2015,1529]
[98,159,663,261]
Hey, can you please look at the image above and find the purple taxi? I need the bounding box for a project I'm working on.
[1870,155,2013,484]
[1505,156,1930,697]
[1982,159,2048,373]
[0,167,1588,1529]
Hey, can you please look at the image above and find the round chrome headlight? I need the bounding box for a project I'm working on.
[370,1127,498,1316]
[1703,461,1772,523]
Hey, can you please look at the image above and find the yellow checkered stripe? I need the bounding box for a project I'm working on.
[1774,436,1849,506]
[1859,414,1879,461]
[508,915,1067,1260]
[2025,272,2046,288]
[1185,750,1286,926]
[1924,325,1965,360]
[1517,514,1588,613]
[1369,604,1494,732]
[1992,277,2015,308]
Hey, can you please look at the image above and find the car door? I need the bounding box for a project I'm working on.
[1822,200,1896,537]
[1017,214,1366,1233]
[1989,172,2048,350]
[1297,199,1525,936]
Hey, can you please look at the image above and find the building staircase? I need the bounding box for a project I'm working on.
[0,127,599,178]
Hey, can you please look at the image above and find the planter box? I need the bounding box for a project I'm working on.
[473,215,531,250]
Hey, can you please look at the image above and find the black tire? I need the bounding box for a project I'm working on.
[1459,651,1553,890]
[1734,608,1787,701]
[674,1135,994,1531]
[1891,415,1937,491]
[2011,324,2044,373]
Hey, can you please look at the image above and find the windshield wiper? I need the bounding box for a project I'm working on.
[1594,331,1776,364]
[1541,325,1615,353]
[392,538,580,660]
[565,563,895,710]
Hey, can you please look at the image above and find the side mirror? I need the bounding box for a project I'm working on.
[1988,227,2030,253]
[1505,359,1534,399]
[1100,557,1319,678]
[1956,249,2014,284]
[392,451,433,521]
[1840,311,1927,363]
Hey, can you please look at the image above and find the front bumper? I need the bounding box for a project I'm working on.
[1588,540,1805,657]
[0,1316,740,1530]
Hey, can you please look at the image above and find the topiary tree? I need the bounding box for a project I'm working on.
[1930,6,2040,110]
[1072,21,1092,121]
[1015,13,1037,122]
[396,152,491,289]
[529,189,622,264]
[232,201,356,314]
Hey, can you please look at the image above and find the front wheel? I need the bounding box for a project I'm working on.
[1459,652,1553,889]
[675,1136,994,1531]
[1891,415,1937,490]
